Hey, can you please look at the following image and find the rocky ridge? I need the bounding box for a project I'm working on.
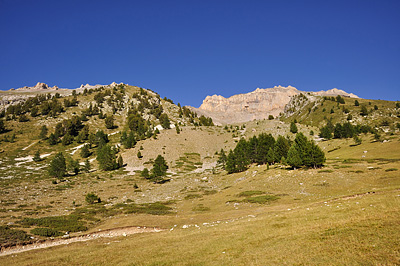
[13,82,61,91]
[190,86,359,124]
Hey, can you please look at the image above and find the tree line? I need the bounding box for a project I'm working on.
[218,132,325,173]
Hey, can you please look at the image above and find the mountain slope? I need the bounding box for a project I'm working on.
[190,86,359,124]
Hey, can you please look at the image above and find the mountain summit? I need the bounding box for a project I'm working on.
[190,86,359,124]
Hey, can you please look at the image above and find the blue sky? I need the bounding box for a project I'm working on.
[1,0,399,107]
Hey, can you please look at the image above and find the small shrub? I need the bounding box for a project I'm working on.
[0,226,31,248]
[385,168,398,172]
[237,191,264,197]
[85,192,101,204]
[184,194,203,200]
[243,195,279,204]
[192,204,210,212]
[318,169,334,173]
[31,228,63,237]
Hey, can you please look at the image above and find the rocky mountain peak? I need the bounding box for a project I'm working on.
[191,85,359,124]
[14,82,59,91]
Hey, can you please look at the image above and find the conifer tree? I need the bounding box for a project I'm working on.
[39,125,48,139]
[80,144,91,158]
[305,141,325,168]
[96,144,117,171]
[267,147,275,165]
[233,138,251,172]
[217,149,227,168]
[151,155,168,181]
[0,119,6,134]
[105,115,115,129]
[33,150,41,162]
[290,121,298,134]
[66,157,80,175]
[117,155,124,168]
[286,144,302,169]
[48,133,57,145]
[83,159,91,173]
[159,113,170,129]
[141,168,150,179]
[225,150,237,174]
[48,152,66,179]
[274,135,290,162]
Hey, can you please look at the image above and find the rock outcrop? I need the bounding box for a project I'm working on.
[313,88,358,98]
[15,82,60,91]
[190,86,359,124]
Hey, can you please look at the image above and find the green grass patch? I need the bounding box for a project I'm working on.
[203,189,217,195]
[19,215,87,233]
[113,202,173,215]
[30,227,63,237]
[184,194,203,200]
[243,195,279,204]
[0,225,31,248]
[192,204,210,212]
[318,169,334,173]
[385,168,398,172]
[237,190,265,197]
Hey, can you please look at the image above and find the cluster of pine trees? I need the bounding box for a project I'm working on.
[218,132,325,173]
[319,119,374,140]
[141,155,169,183]
[323,95,346,104]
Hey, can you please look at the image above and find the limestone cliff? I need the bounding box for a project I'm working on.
[190,86,359,124]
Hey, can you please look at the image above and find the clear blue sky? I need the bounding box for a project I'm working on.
[1,0,399,107]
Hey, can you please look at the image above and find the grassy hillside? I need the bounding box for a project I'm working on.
[281,94,400,130]
[0,87,399,265]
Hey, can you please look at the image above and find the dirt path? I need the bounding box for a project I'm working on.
[0,226,164,257]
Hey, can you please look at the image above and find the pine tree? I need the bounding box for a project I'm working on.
[286,144,302,169]
[225,150,237,174]
[0,119,6,134]
[217,149,227,168]
[304,141,325,168]
[62,133,74,146]
[141,168,150,179]
[48,152,66,179]
[360,105,368,116]
[48,133,57,145]
[355,100,360,106]
[39,125,48,139]
[137,151,143,159]
[54,123,64,138]
[175,123,180,134]
[83,159,91,173]
[293,132,309,160]
[267,147,275,165]
[96,144,117,171]
[80,144,91,158]
[255,133,275,164]
[33,150,42,162]
[66,157,80,175]
[233,138,250,172]
[105,115,115,129]
[151,155,168,181]
[117,155,123,168]
[353,135,362,145]
[290,121,298,134]
[274,135,290,163]
[159,114,170,129]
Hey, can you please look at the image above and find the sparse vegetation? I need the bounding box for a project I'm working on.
[0,84,399,265]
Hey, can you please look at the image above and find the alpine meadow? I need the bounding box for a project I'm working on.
[0,82,399,265]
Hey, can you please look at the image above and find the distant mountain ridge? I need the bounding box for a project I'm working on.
[189,86,359,124]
